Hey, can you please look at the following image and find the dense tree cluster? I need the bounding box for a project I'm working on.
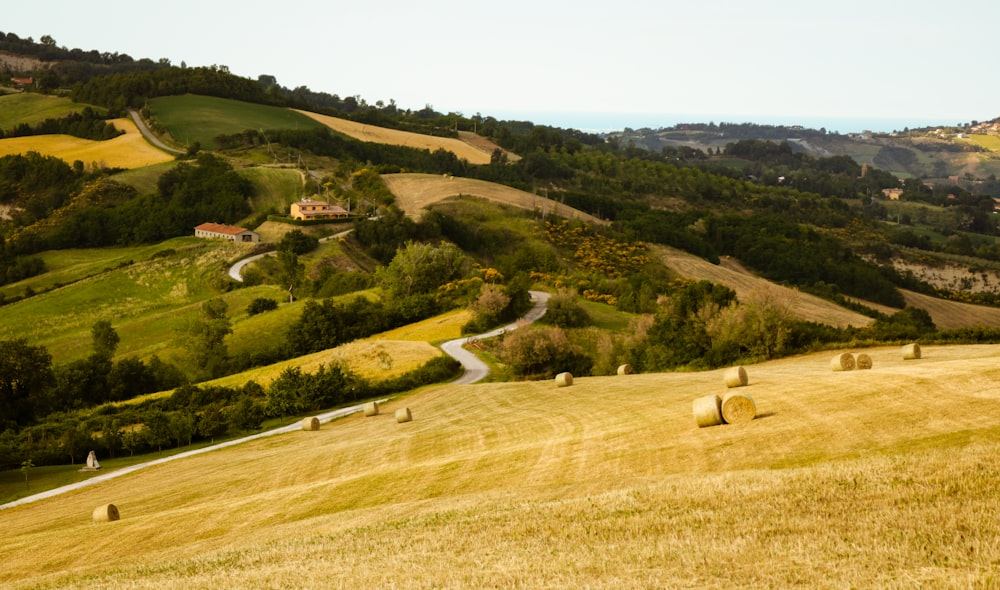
[0,107,122,141]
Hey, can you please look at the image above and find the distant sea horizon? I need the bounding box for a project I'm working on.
[483,110,977,135]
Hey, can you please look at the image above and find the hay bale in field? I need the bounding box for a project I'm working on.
[692,394,723,428]
[555,372,573,387]
[721,392,756,425]
[92,503,120,523]
[363,401,379,417]
[723,366,748,388]
[617,364,633,376]
[395,407,412,423]
[301,416,320,431]
[855,353,873,370]
[831,352,856,371]
[902,343,921,360]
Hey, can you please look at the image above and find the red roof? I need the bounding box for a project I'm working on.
[195,222,249,235]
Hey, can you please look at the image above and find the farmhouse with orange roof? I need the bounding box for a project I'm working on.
[289,198,349,220]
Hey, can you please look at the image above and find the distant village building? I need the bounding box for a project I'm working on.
[194,222,259,243]
[10,77,33,87]
[289,198,349,220]
[882,188,903,200]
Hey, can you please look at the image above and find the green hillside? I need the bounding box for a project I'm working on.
[0,93,94,130]
[146,94,325,149]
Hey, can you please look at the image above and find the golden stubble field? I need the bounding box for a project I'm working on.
[0,117,175,169]
[654,244,1000,331]
[294,110,514,166]
[382,172,607,224]
[3,344,999,589]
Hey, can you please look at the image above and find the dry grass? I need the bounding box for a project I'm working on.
[293,110,509,165]
[0,118,175,169]
[658,246,1000,331]
[4,344,1000,588]
[900,289,1000,330]
[652,246,874,328]
[382,173,608,223]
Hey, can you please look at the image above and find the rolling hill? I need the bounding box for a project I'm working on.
[3,344,999,588]
[382,172,605,223]
[0,115,174,169]
[294,109,512,166]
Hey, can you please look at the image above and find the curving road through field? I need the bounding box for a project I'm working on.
[441,290,549,384]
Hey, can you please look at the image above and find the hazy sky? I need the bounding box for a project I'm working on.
[4,0,997,129]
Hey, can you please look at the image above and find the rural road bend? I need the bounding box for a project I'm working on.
[0,291,548,509]
[227,229,354,282]
[127,109,184,154]
[442,290,549,384]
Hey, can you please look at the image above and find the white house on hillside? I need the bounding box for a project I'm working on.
[194,222,260,243]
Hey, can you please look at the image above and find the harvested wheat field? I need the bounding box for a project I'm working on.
[0,118,174,169]
[653,245,874,328]
[294,110,509,165]
[3,344,1000,588]
[382,172,607,223]
[900,288,1000,329]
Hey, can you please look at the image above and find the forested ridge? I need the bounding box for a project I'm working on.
[3,31,1000,473]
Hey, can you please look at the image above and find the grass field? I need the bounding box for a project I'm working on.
[382,172,607,223]
[0,239,263,363]
[149,95,325,150]
[959,134,1000,152]
[0,116,175,169]
[0,93,92,130]
[110,161,180,194]
[236,166,306,214]
[295,110,503,165]
[2,344,999,588]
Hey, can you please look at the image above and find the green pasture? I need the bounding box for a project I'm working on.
[0,94,94,130]
[237,166,305,214]
[148,95,325,149]
[110,161,180,194]
[959,134,1000,152]
[0,239,261,363]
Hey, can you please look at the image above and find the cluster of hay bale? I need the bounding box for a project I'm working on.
[694,366,756,427]
[361,399,413,424]
[831,352,875,371]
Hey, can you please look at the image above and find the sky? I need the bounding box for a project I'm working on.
[3,0,998,132]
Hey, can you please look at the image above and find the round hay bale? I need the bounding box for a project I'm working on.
[692,394,723,428]
[555,372,573,387]
[395,407,412,423]
[616,364,633,376]
[301,416,320,431]
[723,366,748,388]
[363,401,379,417]
[831,352,856,371]
[855,353,873,370]
[92,503,120,523]
[902,343,921,360]
[721,392,756,425]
